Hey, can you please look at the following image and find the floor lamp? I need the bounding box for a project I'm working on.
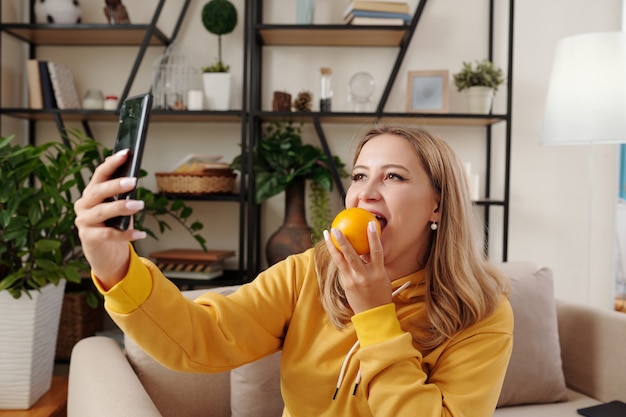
[541,32,626,307]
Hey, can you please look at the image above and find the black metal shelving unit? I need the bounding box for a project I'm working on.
[0,0,514,282]
[0,0,258,283]
[246,0,514,263]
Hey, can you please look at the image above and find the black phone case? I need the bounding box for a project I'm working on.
[105,92,152,230]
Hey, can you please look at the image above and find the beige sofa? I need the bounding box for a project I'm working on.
[68,262,626,416]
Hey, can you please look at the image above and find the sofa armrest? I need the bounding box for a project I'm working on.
[68,336,162,417]
[556,300,626,402]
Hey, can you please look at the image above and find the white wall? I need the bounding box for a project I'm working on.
[1,0,621,309]
[511,0,621,310]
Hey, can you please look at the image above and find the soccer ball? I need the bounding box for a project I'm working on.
[34,0,82,24]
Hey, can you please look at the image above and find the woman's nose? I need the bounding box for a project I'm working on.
[358,183,381,201]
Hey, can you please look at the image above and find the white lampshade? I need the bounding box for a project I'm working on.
[541,32,626,145]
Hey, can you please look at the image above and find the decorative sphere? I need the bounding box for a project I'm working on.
[34,0,82,24]
[349,72,376,101]
[202,0,238,36]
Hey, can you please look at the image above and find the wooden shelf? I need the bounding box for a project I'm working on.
[0,109,243,123]
[256,24,408,46]
[0,23,169,46]
[256,111,507,126]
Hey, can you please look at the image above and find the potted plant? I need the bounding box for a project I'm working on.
[452,59,504,114]
[201,0,238,110]
[230,120,347,265]
[0,131,205,409]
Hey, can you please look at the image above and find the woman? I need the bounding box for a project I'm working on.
[74,124,513,416]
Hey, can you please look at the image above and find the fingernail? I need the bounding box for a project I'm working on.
[125,200,144,210]
[323,230,330,241]
[368,221,377,232]
[115,149,130,158]
[131,230,147,240]
[332,228,342,239]
[119,177,137,188]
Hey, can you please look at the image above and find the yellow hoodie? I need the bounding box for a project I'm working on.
[96,246,513,417]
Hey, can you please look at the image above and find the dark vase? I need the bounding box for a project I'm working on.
[265,179,313,266]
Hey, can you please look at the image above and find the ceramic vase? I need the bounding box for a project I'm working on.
[296,0,314,24]
[34,0,83,24]
[266,179,313,266]
[202,72,232,111]
[0,281,66,409]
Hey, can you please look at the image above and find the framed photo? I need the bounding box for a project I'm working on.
[406,70,449,113]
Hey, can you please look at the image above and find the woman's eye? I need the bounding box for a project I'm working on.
[387,172,406,181]
[351,173,365,181]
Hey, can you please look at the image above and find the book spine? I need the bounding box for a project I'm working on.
[26,59,43,109]
[345,1,410,15]
[345,9,412,22]
[38,60,57,109]
[347,17,407,25]
[47,61,81,110]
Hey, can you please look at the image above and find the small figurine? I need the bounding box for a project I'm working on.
[272,91,292,112]
[104,0,130,24]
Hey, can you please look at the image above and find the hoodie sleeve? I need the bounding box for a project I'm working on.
[351,300,513,417]
[95,245,303,373]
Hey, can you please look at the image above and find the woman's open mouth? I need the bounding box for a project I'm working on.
[374,214,387,230]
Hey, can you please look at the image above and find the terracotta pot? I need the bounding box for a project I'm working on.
[266,179,312,266]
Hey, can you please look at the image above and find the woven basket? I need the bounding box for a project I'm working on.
[155,169,236,195]
[55,291,104,361]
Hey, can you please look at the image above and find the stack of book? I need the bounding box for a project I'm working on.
[343,0,412,26]
[149,248,235,281]
[26,59,81,110]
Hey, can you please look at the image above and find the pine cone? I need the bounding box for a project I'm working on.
[293,91,313,112]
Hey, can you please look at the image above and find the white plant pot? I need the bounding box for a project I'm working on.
[0,281,66,409]
[202,72,232,111]
[465,86,495,114]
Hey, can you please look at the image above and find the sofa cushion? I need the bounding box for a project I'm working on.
[125,336,231,417]
[496,265,568,407]
[231,351,284,417]
[122,285,242,417]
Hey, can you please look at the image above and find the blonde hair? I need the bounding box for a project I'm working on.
[314,123,509,349]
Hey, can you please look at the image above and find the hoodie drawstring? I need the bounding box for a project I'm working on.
[333,281,411,399]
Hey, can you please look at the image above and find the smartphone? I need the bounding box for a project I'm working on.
[104,92,153,230]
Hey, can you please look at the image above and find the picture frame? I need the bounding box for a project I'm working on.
[406,70,449,113]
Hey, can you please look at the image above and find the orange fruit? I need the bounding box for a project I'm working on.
[331,207,381,255]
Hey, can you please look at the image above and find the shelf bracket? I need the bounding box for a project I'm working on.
[118,0,168,105]
[376,0,429,114]
[312,116,346,202]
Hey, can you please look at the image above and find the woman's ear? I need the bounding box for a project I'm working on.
[430,200,440,223]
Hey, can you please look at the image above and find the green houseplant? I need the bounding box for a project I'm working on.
[200,0,238,110]
[452,59,504,92]
[201,0,238,73]
[230,120,346,264]
[452,59,504,114]
[0,131,206,409]
[0,131,206,300]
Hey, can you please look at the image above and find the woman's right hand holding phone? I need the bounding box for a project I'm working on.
[74,149,147,290]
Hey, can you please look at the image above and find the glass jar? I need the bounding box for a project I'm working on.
[104,95,119,110]
[151,42,200,110]
[319,67,333,112]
